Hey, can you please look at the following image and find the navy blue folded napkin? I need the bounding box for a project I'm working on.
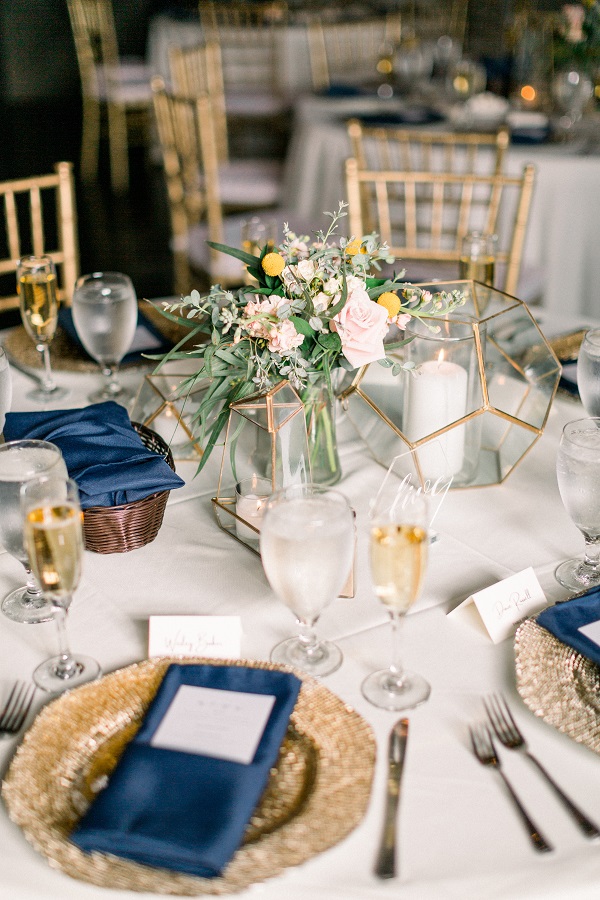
[356,107,444,127]
[537,587,600,668]
[319,82,366,97]
[58,306,172,365]
[3,402,184,509]
[71,663,302,878]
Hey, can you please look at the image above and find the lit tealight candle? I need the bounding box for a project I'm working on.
[235,476,272,541]
[403,353,468,479]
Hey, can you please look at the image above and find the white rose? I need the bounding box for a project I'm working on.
[296,259,316,281]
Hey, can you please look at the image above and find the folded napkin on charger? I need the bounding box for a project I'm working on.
[3,402,184,509]
[537,587,600,668]
[71,663,302,878]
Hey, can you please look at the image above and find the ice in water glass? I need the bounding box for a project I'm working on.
[72,271,138,404]
[0,440,68,624]
[362,484,431,710]
[555,417,600,592]
[577,329,600,417]
[22,475,101,693]
[260,483,354,677]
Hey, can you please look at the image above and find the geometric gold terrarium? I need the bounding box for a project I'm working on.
[130,368,209,461]
[340,280,562,488]
[211,381,311,552]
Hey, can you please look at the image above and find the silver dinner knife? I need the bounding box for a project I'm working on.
[375,717,409,879]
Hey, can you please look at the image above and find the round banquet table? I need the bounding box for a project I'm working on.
[1,315,600,900]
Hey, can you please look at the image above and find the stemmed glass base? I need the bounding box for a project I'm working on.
[555,557,600,593]
[271,636,343,677]
[361,668,431,711]
[2,585,54,624]
[26,383,69,404]
[33,653,101,693]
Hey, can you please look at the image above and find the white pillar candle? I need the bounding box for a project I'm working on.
[235,476,272,541]
[403,358,469,479]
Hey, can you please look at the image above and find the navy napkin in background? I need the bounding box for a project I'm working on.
[71,663,302,878]
[3,402,184,509]
[537,587,600,668]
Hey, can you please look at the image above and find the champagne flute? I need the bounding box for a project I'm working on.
[362,485,430,710]
[17,255,68,402]
[21,474,101,693]
[555,417,600,592]
[0,440,68,624]
[577,329,600,416]
[71,271,138,404]
[260,483,354,676]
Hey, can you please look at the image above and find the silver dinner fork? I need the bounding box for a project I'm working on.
[485,694,600,839]
[469,723,553,853]
[0,682,36,736]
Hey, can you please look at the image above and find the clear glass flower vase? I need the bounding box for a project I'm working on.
[302,381,342,487]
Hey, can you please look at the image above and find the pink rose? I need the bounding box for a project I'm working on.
[563,3,585,41]
[331,289,389,368]
[267,319,304,354]
[243,295,281,338]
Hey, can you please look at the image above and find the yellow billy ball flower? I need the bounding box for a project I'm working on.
[345,238,363,256]
[261,252,285,277]
[377,291,401,318]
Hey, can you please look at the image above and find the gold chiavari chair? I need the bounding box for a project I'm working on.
[198,0,292,124]
[0,162,79,314]
[347,121,510,176]
[345,159,536,297]
[168,42,282,209]
[307,15,403,92]
[66,0,152,193]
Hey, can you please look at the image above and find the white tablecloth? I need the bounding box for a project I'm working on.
[1,321,600,899]
[281,94,600,319]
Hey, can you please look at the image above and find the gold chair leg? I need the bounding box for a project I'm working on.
[107,102,130,193]
[80,97,100,182]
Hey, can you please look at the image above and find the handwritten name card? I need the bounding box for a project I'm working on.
[148,616,242,659]
[448,567,547,643]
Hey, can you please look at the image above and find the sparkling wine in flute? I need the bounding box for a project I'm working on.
[21,475,100,693]
[370,523,428,613]
[19,271,59,344]
[24,503,84,604]
[458,256,495,286]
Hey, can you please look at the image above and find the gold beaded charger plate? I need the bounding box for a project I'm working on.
[515,616,600,754]
[2,657,376,895]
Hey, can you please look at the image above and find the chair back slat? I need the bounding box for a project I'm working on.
[344,161,536,294]
[0,162,79,313]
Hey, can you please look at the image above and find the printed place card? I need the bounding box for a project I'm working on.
[148,615,242,659]
[150,684,275,764]
[448,567,547,644]
[578,619,600,648]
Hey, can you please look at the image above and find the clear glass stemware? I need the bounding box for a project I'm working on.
[71,271,138,404]
[362,484,431,710]
[577,329,600,417]
[555,417,600,592]
[260,483,354,677]
[0,440,68,624]
[21,474,101,693]
[17,255,68,402]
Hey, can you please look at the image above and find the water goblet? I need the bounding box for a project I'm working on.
[577,329,600,416]
[17,255,68,402]
[260,483,354,677]
[21,474,101,693]
[0,347,13,433]
[362,485,431,710]
[555,418,600,592]
[0,440,68,624]
[71,271,138,404]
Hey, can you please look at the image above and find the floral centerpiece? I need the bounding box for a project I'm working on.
[155,205,465,485]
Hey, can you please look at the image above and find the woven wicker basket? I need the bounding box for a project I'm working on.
[82,422,175,554]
